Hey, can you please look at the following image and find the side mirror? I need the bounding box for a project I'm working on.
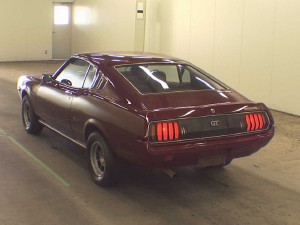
[61,79,72,86]
[42,74,53,83]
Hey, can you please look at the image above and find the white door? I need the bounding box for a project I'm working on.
[52,4,71,59]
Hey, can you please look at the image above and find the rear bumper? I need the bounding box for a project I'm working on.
[124,127,275,168]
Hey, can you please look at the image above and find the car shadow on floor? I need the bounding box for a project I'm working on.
[31,127,300,225]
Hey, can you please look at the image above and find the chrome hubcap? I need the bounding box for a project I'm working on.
[90,141,105,179]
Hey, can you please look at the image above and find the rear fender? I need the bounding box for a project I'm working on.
[84,119,110,143]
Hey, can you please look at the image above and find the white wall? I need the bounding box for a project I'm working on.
[0,0,52,61]
[0,0,137,61]
[145,0,300,116]
[71,0,136,54]
[0,0,298,115]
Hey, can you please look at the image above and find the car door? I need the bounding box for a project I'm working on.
[36,58,90,137]
[69,65,101,143]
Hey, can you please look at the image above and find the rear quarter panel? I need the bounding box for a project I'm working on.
[70,90,148,160]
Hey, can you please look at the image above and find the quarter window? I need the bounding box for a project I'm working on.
[181,69,191,83]
[83,66,97,88]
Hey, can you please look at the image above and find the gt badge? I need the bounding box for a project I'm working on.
[210,120,221,127]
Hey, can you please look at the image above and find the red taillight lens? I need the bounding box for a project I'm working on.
[156,123,163,141]
[254,114,259,130]
[162,123,168,141]
[168,122,174,140]
[258,114,264,129]
[151,121,180,142]
[245,113,266,131]
[174,122,179,139]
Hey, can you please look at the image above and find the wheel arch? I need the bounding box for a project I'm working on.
[21,89,29,99]
[85,123,102,142]
[21,89,37,113]
[84,120,119,158]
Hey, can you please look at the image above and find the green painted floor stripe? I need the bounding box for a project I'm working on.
[0,128,70,187]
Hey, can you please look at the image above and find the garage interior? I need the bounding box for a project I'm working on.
[0,0,299,225]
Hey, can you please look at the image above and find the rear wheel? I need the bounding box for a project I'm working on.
[22,95,43,134]
[87,132,119,187]
[217,159,232,167]
[208,159,233,169]
[224,159,232,166]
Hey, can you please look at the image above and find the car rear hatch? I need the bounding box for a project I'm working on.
[137,90,273,143]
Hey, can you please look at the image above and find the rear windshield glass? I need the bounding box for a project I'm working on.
[115,64,225,94]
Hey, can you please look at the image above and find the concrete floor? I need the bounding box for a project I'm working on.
[0,61,299,225]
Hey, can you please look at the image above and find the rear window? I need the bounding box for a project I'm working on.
[115,64,225,94]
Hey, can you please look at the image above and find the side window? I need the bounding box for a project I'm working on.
[55,59,89,88]
[83,66,96,88]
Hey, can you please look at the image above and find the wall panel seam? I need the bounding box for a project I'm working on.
[238,0,245,91]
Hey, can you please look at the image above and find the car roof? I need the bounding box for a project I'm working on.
[74,52,187,67]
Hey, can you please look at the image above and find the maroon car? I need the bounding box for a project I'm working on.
[17,52,274,186]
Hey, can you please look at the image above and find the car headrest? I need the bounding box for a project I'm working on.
[151,70,167,82]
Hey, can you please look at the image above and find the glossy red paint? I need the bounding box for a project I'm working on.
[17,52,274,169]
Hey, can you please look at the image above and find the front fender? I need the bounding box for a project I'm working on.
[17,75,32,99]
[17,75,41,114]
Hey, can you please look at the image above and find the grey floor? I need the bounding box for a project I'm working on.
[0,61,299,225]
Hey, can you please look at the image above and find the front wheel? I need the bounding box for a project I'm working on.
[22,95,43,135]
[87,132,120,187]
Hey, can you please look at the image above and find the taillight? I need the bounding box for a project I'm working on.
[151,121,180,142]
[245,113,266,131]
[149,112,269,143]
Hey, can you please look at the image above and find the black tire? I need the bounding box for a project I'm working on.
[216,159,232,168]
[22,95,43,135]
[224,159,232,166]
[208,158,232,169]
[87,132,119,187]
